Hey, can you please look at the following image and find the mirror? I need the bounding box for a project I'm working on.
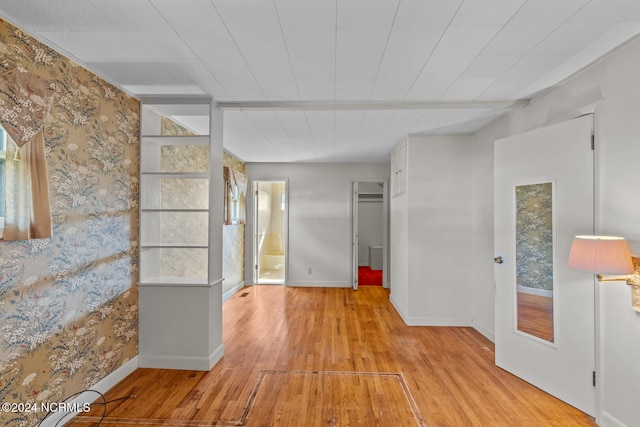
[515,182,555,342]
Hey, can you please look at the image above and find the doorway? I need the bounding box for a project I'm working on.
[352,180,388,290]
[253,180,288,285]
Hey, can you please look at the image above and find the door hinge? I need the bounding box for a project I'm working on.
[255,264,258,270]
[591,133,595,150]
[592,371,596,387]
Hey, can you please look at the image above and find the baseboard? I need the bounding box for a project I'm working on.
[209,344,225,368]
[288,281,349,288]
[389,295,409,325]
[388,296,470,326]
[139,344,224,371]
[38,356,138,427]
[472,318,495,342]
[599,411,629,427]
[403,316,472,327]
[223,281,245,302]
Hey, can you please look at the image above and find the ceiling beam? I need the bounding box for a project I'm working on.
[216,99,530,111]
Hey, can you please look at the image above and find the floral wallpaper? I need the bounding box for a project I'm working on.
[223,152,245,294]
[0,19,139,426]
[632,257,640,311]
[515,183,553,291]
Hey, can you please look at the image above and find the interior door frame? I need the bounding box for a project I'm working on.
[351,179,389,290]
[252,178,289,285]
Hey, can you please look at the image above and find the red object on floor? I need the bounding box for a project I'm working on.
[358,266,382,286]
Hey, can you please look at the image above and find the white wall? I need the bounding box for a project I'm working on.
[390,135,474,325]
[470,35,640,427]
[390,185,409,315]
[245,162,389,287]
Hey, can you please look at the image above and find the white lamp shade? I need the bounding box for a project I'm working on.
[568,235,634,275]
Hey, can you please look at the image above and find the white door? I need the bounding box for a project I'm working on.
[352,181,359,290]
[494,115,595,415]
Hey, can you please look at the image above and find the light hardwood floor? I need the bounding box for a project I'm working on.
[517,292,554,342]
[72,286,596,426]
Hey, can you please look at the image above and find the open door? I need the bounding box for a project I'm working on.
[494,115,595,415]
[254,180,288,285]
[352,181,359,290]
[352,180,388,290]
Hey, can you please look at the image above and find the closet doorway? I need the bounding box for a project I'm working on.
[351,180,388,290]
[253,180,288,285]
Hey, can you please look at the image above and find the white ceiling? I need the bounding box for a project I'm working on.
[2,0,640,162]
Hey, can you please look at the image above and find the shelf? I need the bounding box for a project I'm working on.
[139,97,221,371]
[140,172,209,178]
[139,276,209,287]
[141,208,208,213]
[140,243,208,249]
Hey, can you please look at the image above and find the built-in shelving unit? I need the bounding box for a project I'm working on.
[138,97,224,371]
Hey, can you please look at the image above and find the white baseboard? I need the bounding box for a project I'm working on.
[389,295,409,324]
[472,318,495,342]
[138,344,224,371]
[388,296,470,326]
[599,411,629,427]
[287,281,349,288]
[402,316,471,327]
[223,281,245,302]
[38,356,138,427]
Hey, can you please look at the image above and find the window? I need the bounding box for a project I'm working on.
[230,184,240,224]
[223,166,247,225]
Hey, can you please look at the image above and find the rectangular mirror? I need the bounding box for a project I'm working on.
[515,182,555,342]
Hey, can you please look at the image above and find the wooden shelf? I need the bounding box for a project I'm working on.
[139,276,209,287]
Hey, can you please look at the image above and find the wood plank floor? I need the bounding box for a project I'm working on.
[71,286,596,426]
[517,292,554,342]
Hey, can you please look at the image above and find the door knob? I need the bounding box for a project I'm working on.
[493,256,504,264]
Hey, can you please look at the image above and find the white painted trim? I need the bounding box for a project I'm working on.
[138,344,224,371]
[288,281,349,288]
[389,295,471,327]
[223,281,245,302]
[403,316,472,327]
[472,318,495,343]
[599,411,629,427]
[38,357,138,427]
[389,294,409,325]
[516,285,553,298]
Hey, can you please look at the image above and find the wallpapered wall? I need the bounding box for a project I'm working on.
[223,152,245,295]
[0,19,139,426]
